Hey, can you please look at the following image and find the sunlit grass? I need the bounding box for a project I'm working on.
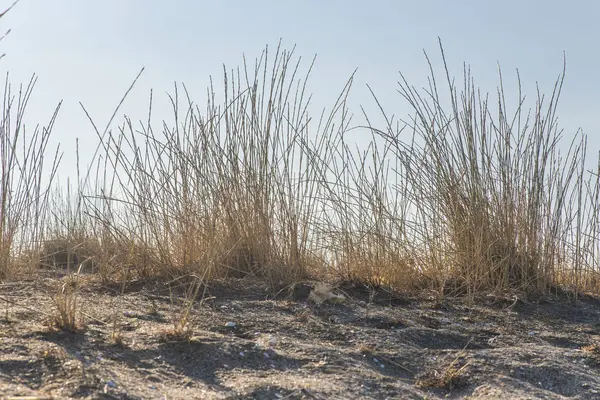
[4,38,600,299]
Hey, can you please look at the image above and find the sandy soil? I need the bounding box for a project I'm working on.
[0,276,600,399]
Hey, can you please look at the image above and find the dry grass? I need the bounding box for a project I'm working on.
[416,338,472,390]
[415,358,470,390]
[161,275,206,341]
[0,0,61,281]
[0,81,61,279]
[366,40,600,296]
[48,276,83,332]
[0,18,598,301]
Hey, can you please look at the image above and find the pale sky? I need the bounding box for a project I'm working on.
[2,0,599,182]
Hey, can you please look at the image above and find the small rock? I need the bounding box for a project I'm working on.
[103,380,117,394]
[225,321,236,328]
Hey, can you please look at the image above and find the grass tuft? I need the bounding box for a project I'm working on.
[48,276,83,332]
[0,36,599,299]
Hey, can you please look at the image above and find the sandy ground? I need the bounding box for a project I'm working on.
[0,276,600,399]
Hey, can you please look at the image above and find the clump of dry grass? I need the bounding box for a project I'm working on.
[0,1,62,281]
[416,339,472,391]
[415,358,470,391]
[581,343,600,368]
[158,274,207,342]
[0,76,61,278]
[367,39,600,296]
[48,276,83,332]
[80,43,349,287]
[582,343,600,355]
[110,321,125,346]
[69,40,600,297]
[2,24,600,300]
[35,183,102,275]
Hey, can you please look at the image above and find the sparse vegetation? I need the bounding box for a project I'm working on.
[416,340,472,390]
[2,1,600,395]
[161,274,206,341]
[48,276,82,332]
[416,358,470,391]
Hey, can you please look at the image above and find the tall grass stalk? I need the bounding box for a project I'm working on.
[0,75,61,277]
[369,40,600,295]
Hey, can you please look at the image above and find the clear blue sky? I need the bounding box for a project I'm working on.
[2,0,599,182]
